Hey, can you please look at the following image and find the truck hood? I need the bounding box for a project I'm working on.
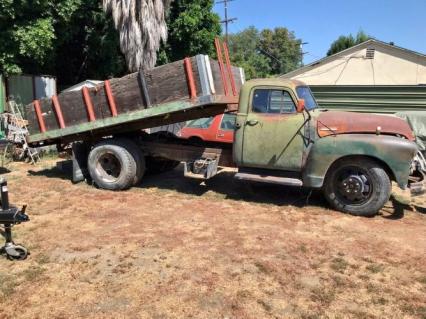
[317,111,415,140]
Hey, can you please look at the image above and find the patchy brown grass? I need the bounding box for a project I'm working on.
[0,159,425,319]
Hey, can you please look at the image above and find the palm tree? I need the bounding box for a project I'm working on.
[103,0,172,72]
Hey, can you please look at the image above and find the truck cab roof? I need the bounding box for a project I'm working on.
[244,78,307,90]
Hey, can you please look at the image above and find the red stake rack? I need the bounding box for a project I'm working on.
[223,41,237,96]
[52,95,66,129]
[33,100,46,133]
[104,80,118,117]
[184,58,197,99]
[82,87,96,122]
[214,38,229,96]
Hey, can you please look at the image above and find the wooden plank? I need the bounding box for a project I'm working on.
[25,56,242,143]
[209,57,227,95]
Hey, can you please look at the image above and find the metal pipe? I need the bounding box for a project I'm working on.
[223,42,237,96]
[82,87,96,122]
[214,38,229,96]
[184,58,197,99]
[33,100,46,133]
[52,95,66,129]
[104,80,118,117]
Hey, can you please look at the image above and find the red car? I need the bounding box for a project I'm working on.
[177,113,236,144]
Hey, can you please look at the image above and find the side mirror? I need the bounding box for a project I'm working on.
[297,99,305,113]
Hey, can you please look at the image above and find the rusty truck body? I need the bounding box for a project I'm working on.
[25,50,425,217]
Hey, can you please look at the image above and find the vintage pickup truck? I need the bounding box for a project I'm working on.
[25,53,425,217]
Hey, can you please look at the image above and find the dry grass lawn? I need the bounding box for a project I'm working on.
[0,159,425,319]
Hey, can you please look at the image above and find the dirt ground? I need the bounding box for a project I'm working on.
[0,159,425,319]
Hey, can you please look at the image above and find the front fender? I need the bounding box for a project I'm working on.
[303,134,418,189]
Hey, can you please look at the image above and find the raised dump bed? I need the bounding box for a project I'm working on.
[25,52,244,146]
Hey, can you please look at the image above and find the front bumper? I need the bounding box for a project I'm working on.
[409,152,426,196]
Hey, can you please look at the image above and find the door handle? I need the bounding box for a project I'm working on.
[246,119,259,126]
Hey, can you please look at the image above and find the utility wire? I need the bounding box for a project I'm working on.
[216,0,237,43]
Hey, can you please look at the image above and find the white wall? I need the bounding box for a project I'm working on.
[289,44,426,85]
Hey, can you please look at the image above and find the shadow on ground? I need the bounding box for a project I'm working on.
[139,166,328,209]
[0,167,11,175]
[25,161,423,216]
[26,161,328,209]
[27,160,72,181]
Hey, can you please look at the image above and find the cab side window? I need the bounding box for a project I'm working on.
[252,89,296,114]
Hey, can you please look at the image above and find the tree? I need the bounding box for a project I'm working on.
[157,0,221,65]
[226,27,271,79]
[0,0,127,84]
[226,26,302,79]
[102,0,172,71]
[1,0,221,85]
[327,31,370,56]
[0,0,56,75]
[55,0,127,84]
[259,27,302,75]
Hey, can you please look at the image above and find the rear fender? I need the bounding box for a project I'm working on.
[303,134,418,189]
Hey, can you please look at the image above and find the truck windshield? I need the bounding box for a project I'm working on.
[296,86,318,111]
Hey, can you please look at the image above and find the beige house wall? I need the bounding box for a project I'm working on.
[286,42,426,85]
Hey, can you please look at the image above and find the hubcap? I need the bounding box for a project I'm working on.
[335,167,373,205]
[97,152,122,182]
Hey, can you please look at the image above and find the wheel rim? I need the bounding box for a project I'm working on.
[96,152,122,182]
[334,165,374,206]
[6,246,28,260]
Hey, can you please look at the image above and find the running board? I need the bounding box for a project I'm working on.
[234,172,303,187]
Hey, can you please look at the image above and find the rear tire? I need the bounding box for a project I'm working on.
[323,158,391,216]
[88,138,145,190]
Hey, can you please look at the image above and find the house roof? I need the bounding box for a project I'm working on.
[281,39,426,78]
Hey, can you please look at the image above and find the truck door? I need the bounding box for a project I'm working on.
[241,87,305,172]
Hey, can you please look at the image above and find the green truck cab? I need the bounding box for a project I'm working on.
[231,78,423,216]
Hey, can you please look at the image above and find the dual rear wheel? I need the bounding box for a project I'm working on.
[87,138,179,190]
[88,139,145,190]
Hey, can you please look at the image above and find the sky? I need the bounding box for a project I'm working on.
[213,0,426,64]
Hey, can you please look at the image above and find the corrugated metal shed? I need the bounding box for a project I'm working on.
[5,75,56,115]
[310,85,426,113]
[6,75,34,107]
[35,76,56,99]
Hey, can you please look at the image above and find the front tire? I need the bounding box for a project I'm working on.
[88,138,145,190]
[323,158,391,216]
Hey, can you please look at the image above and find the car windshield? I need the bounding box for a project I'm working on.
[296,86,318,111]
[186,117,214,128]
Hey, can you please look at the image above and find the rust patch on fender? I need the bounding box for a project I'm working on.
[317,111,414,140]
